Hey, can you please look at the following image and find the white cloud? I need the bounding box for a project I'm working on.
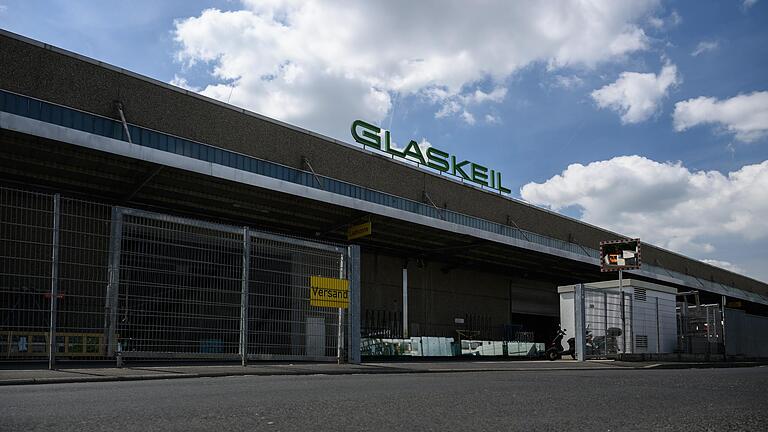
[647,16,664,28]
[173,0,660,139]
[743,0,758,10]
[673,91,768,142]
[691,40,719,57]
[701,259,744,274]
[461,111,476,125]
[591,62,679,124]
[485,114,501,124]
[552,75,584,90]
[520,156,768,267]
[169,74,200,92]
[467,87,507,104]
[647,10,681,30]
[432,87,507,123]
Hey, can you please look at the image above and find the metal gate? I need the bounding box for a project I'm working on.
[583,287,631,359]
[1,186,360,365]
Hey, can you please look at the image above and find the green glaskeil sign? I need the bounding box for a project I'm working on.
[351,120,511,194]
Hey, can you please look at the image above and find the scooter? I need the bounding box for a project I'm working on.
[545,326,575,360]
[590,327,623,355]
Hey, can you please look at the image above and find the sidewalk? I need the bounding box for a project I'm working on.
[1,359,764,386]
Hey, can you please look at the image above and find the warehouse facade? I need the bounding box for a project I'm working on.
[1,29,767,363]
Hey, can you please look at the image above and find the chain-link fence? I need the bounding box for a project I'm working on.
[1,186,359,365]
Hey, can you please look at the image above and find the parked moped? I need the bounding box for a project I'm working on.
[545,326,575,360]
[589,327,623,355]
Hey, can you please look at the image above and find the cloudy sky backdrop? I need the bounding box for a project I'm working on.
[1,0,766,280]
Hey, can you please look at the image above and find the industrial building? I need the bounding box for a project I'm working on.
[1,29,767,364]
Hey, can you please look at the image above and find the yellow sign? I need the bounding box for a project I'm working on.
[347,221,372,240]
[310,276,349,309]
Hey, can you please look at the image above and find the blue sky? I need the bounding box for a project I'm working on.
[1,0,767,281]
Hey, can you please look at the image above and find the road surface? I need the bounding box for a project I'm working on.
[2,367,766,431]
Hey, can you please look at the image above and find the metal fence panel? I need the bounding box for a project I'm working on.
[583,288,627,359]
[56,196,111,359]
[115,209,244,358]
[247,233,346,361]
[0,186,355,364]
[0,188,54,359]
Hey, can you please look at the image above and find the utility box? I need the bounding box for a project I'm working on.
[558,279,677,355]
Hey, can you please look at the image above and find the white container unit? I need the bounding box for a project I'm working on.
[558,279,678,354]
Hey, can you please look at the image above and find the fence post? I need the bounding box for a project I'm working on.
[655,297,661,353]
[402,266,408,339]
[619,269,626,353]
[337,252,345,363]
[603,291,609,357]
[574,283,586,362]
[347,245,361,364]
[621,293,626,354]
[105,208,123,359]
[721,295,727,359]
[240,227,250,366]
[48,194,61,370]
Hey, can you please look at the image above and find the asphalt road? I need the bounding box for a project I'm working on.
[2,367,767,431]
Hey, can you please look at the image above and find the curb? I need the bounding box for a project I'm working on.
[0,365,634,386]
[639,362,767,370]
[1,362,763,386]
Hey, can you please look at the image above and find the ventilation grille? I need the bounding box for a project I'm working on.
[634,288,647,302]
[635,335,649,349]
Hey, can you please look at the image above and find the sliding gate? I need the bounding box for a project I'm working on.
[1,186,360,364]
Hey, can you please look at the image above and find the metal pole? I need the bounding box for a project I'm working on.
[655,297,661,353]
[619,269,625,354]
[721,295,727,359]
[116,102,133,144]
[239,228,250,366]
[618,269,623,291]
[402,266,409,339]
[706,307,711,356]
[48,194,61,370]
[629,294,635,353]
[347,245,361,364]
[603,291,608,357]
[105,208,123,359]
[683,296,690,354]
[337,252,345,363]
[621,293,627,354]
[574,284,586,361]
[337,309,344,362]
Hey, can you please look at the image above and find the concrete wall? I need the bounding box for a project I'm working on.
[1,30,766,298]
